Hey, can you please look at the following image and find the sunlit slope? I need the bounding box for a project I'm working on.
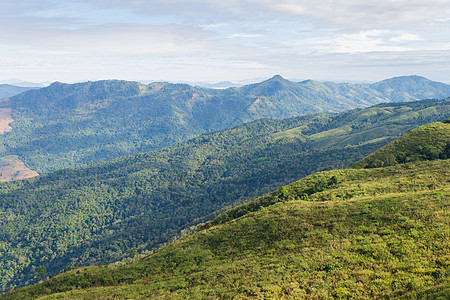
[353,122,450,168]
[6,159,449,299]
[0,100,449,291]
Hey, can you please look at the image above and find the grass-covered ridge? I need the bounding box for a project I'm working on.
[0,100,449,291]
[354,122,450,168]
[5,159,449,299]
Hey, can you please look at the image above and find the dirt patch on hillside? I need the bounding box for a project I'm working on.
[0,102,39,181]
[0,107,13,134]
[0,156,39,182]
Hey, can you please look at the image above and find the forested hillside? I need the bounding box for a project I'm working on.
[1,75,449,175]
[0,85,35,99]
[0,99,449,291]
[5,157,449,299]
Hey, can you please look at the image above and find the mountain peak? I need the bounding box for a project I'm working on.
[269,74,287,81]
[259,74,292,86]
[238,74,294,96]
[49,81,67,87]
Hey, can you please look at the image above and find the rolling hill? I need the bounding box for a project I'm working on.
[354,121,450,168]
[1,75,449,176]
[4,122,449,299]
[0,99,449,291]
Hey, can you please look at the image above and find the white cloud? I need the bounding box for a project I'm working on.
[309,30,423,54]
[89,1,450,30]
[390,34,422,42]
[0,0,449,83]
[226,33,264,38]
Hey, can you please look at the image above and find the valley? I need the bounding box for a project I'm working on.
[0,98,449,291]
[5,125,449,298]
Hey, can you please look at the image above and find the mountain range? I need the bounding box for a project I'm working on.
[1,75,450,179]
[0,98,449,291]
[5,121,449,299]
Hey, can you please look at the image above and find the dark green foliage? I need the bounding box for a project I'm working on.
[353,122,450,168]
[0,99,450,291]
[1,76,450,174]
[5,160,450,299]
[37,267,46,278]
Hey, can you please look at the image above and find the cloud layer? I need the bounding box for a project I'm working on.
[0,0,449,83]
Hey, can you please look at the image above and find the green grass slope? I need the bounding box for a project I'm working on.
[4,159,449,299]
[1,76,449,175]
[0,99,449,291]
[354,122,450,168]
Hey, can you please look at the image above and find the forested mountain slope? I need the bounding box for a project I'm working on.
[0,85,35,99]
[5,157,449,298]
[0,99,449,291]
[370,75,450,101]
[1,75,449,175]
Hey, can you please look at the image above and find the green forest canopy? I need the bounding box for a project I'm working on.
[6,158,449,299]
[0,99,449,290]
[1,75,449,174]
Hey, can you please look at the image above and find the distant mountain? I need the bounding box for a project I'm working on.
[370,75,450,102]
[7,131,450,298]
[0,79,46,88]
[188,81,242,89]
[0,98,449,290]
[0,84,37,99]
[1,75,450,176]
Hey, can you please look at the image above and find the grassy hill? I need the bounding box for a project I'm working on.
[4,158,449,299]
[353,122,450,168]
[0,99,449,291]
[1,75,449,175]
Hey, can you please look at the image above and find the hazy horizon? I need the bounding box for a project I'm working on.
[2,74,448,88]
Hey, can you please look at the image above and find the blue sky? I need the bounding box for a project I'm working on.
[0,0,449,83]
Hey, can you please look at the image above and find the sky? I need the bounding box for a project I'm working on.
[0,0,449,84]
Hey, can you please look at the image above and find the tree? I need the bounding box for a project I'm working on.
[277,186,289,200]
[37,267,46,278]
